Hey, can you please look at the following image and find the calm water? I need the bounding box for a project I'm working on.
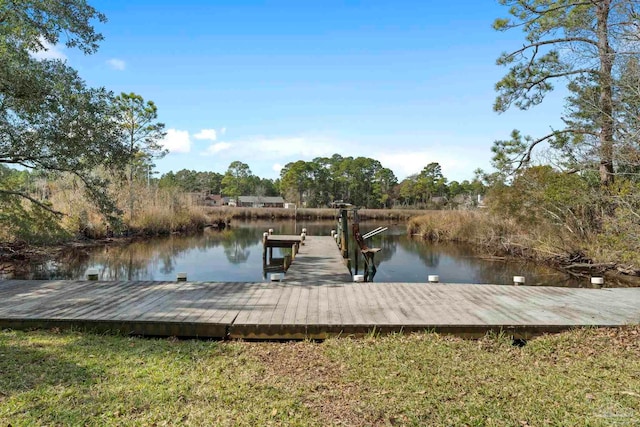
[2,220,602,287]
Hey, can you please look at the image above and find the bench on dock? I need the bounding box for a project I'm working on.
[353,223,380,278]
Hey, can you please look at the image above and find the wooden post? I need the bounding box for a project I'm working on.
[262,232,268,266]
[513,276,525,286]
[364,252,376,279]
[340,209,349,258]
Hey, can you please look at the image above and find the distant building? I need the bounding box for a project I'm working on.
[207,194,231,206]
[236,196,285,208]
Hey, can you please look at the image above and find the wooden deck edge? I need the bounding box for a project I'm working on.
[0,317,628,340]
[0,318,229,339]
[227,323,612,340]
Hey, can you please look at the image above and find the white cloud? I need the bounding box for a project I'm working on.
[375,146,491,182]
[220,127,227,135]
[30,39,67,61]
[161,129,192,154]
[272,163,283,173]
[194,129,218,141]
[203,142,232,155]
[244,136,343,159]
[106,58,126,71]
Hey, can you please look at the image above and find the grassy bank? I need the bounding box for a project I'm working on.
[1,327,639,426]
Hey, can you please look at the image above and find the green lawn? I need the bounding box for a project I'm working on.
[1,327,639,426]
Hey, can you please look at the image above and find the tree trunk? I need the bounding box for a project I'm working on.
[597,0,615,186]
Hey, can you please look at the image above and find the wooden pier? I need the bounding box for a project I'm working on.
[283,236,352,283]
[262,234,302,273]
[0,279,638,339]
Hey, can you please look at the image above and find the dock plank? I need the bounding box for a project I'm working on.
[1,279,638,339]
[284,236,352,283]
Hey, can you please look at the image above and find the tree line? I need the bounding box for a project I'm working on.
[155,157,486,209]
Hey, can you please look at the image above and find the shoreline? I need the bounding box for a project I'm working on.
[5,207,640,287]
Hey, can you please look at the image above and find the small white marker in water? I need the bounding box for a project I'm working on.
[591,277,604,286]
[270,273,283,282]
[513,276,525,285]
[428,275,439,283]
[177,272,187,282]
[86,268,99,280]
[353,274,365,282]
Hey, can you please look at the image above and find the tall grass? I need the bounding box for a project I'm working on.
[407,210,584,263]
[127,190,208,235]
[47,178,209,239]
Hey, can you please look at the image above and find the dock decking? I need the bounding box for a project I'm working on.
[1,279,638,339]
[284,236,352,283]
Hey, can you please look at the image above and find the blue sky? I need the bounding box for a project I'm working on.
[46,0,567,182]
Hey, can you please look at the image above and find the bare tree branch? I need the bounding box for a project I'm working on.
[0,189,65,216]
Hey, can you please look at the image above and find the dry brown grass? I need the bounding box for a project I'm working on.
[407,210,585,264]
[46,177,209,238]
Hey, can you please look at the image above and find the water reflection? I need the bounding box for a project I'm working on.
[221,227,257,264]
[2,220,625,287]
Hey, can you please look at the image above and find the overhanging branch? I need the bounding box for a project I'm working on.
[0,189,65,216]
[516,128,595,171]
[505,37,598,60]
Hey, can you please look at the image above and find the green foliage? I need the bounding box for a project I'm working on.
[492,0,639,185]
[487,166,596,237]
[221,161,253,202]
[158,169,223,193]
[113,92,167,161]
[594,180,640,265]
[397,163,484,208]
[277,155,399,208]
[0,167,68,243]
[0,0,131,240]
[112,92,166,220]
[0,0,106,55]
[279,160,313,205]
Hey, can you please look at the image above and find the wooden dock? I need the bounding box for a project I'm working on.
[1,279,638,339]
[284,236,352,283]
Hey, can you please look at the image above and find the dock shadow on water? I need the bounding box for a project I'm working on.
[2,220,631,287]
